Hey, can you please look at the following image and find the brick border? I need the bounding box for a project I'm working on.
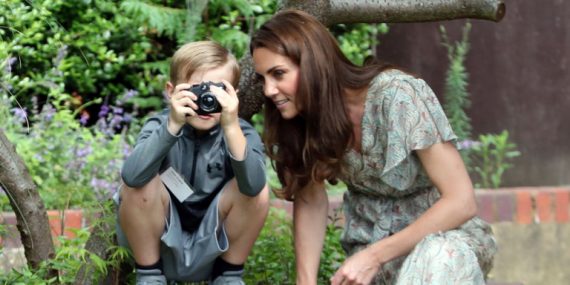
[271,187,570,225]
[0,209,86,248]
[1,187,569,248]
[476,187,570,224]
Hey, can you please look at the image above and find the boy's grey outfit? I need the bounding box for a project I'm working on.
[116,110,266,283]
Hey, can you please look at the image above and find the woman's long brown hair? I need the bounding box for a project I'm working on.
[250,9,392,200]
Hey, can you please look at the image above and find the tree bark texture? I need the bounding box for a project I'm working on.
[0,130,56,273]
[281,0,505,25]
[237,52,266,120]
[237,0,505,119]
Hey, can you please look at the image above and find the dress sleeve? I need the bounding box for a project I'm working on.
[379,75,457,189]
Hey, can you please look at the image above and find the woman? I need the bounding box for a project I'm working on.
[251,9,497,285]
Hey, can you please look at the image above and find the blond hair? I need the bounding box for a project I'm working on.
[170,41,240,87]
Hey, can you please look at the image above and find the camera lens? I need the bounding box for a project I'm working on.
[199,93,218,112]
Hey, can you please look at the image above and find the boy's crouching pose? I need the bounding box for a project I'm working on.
[116,41,269,285]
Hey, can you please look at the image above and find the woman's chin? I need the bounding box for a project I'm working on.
[277,107,299,120]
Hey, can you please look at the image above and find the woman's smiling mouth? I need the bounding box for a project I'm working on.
[274,99,289,106]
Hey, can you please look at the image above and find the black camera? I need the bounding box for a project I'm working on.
[186,81,225,115]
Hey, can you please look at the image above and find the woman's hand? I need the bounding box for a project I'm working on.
[330,247,381,285]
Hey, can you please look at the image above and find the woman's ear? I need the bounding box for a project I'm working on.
[165,81,175,98]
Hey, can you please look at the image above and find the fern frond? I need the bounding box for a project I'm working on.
[120,1,187,38]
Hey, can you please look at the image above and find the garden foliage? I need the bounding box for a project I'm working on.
[440,23,472,142]
[440,23,520,188]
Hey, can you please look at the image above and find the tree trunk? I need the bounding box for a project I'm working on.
[237,0,506,119]
[0,130,57,277]
[237,53,266,120]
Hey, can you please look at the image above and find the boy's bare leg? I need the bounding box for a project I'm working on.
[218,179,270,264]
[119,175,170,265]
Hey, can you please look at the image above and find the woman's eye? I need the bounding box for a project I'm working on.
[273,69,285,78]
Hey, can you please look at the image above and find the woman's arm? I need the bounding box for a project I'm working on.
[370,141,477,262]
[294,181,329,285]
[331,141,477,285]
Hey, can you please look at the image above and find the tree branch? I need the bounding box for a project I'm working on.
[281,0,506,25]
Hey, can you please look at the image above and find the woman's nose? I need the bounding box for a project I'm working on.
[263,81,278,98]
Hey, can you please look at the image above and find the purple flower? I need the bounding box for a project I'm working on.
[76,146,93,158]
[122,113,133,123]
[458,139,481,150]
[80,112,89,125]
[96,119,114,136]
[91,177,110,191]
[125,89,137,100]
[90,177,120,199]
[34,153,45,163]
[98,104,110,118]
[40,104,56,122]
[122,142,132,157]
[111,106,123,115]
[11,107,28,122]
[116,89,138,106]
[110,114,123,129]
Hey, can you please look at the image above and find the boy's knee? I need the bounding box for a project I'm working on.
[120,176,168,209]
[224,181,270,214]
[249,185,270,216]
[258,185,270,208]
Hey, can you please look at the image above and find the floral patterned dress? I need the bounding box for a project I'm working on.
[339,70,497,285]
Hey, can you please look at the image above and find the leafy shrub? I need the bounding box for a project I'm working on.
[0,201,131,284]
[0,93,132,211]
[438,23,521,188]
[440,23,472,142]
[244,207,345,284]
[468,130,521,189]
[333,23,389,66]
[0,0,164,120]
[244,208,295,284]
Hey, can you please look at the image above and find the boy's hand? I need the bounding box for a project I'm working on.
[210,79,239,128]
[168,83,198,133]
[211,79,245,160]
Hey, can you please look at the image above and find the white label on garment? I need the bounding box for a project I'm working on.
[160,167,194,202]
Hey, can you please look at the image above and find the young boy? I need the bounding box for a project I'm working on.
[116,41,269,285]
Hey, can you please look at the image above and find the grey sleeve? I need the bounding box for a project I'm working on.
[121,114,179,187]
[228,119,267,197]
